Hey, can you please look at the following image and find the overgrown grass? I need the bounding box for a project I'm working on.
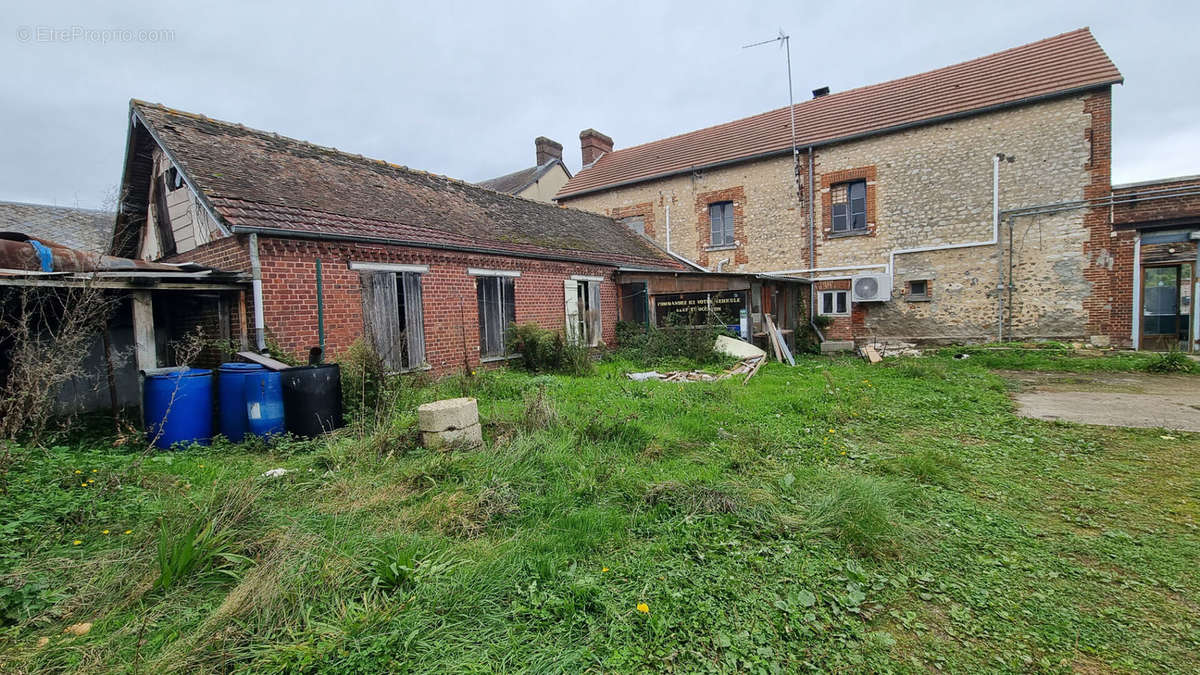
[1,352,1197,672]
[936,343,1198,373]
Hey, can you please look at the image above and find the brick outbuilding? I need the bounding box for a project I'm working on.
[112,102,686,375]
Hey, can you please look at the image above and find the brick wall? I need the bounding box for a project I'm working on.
[1113,176,1200,226]
[562,92,1119,344]
[1079,90,1134,345]
[253,238,618,375]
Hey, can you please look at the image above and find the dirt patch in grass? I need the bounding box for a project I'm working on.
[1001,370,1200,431]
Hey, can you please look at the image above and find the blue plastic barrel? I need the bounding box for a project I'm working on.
[218,362,265,442]
[244,371,285,438]
[144,368,213,449]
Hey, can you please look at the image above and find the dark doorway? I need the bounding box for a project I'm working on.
[1141,263,1193,351]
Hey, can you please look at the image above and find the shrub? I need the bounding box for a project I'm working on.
[1144,351,1197,374]
[505,323,594,376]
[337,338,393,428]
[613,320,730,367]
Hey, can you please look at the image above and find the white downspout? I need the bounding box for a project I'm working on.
[716,258,730,273]
[1131,233,1141,350]
[248,233,266,350]
[665,202,671,253]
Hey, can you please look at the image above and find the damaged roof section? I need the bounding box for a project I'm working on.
[120,102,682,270]
[0,232,245,289]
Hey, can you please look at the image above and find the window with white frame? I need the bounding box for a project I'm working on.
[356,264,427,371]
[565,276,603,346]
[818,289,850,316]
[474,272,517,358]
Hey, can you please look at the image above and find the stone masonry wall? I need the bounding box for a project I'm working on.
[561,92,1124,344]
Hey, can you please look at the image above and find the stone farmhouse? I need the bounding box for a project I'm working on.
[111,101,688,375]
[556,28,1178,350]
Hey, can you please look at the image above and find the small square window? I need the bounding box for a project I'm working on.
[907,280,930,301]
[818,289,850,316]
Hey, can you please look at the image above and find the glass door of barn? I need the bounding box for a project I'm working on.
[1141,263,1193,351]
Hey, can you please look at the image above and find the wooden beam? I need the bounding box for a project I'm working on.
[131,290,157,372]
[237,289,249,350]
[236,350,292,371]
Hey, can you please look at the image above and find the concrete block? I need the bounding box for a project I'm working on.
[820,340,856,353]
[1089,335,1111,348]
[417,397,479,432]
[422,422,483,450]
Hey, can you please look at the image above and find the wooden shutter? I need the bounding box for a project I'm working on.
[401,272,425,368]
[563,279,580,344]
[587,281,602,346]
[361,272,401,370]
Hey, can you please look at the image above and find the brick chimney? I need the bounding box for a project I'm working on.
[535,136,563,166]
[580,129,614,166]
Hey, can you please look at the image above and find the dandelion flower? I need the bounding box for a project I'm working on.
[91,469,97,473]
[827,429,835,434]
[72,540,82,546]
[602,567,609,573]
[123,530,132,535]
[87,479,94,483]
[198,464,204,468]
[636,603,649,614]
[80,482,88,487]
[74,470,82,474]
[102,529,110,534]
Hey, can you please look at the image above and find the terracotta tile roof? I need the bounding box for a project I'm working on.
[557,28,1121,199]
[128,102,682,270]
[0,201,114,253]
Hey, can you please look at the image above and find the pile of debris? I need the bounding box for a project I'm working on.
[627,336,769,384]
[627,356,765,384]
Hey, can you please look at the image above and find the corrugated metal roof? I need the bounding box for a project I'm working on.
[557,28,1122,199]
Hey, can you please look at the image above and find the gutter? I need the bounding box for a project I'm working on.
[228,225,679,271]
[556,81,1122,201]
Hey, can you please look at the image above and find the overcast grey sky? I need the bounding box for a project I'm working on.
[3,0,1197,210]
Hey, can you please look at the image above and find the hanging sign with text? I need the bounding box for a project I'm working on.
[653,290,747,327]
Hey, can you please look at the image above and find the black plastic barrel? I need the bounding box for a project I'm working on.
[280,364,344,438]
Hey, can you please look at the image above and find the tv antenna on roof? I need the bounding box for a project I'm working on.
[743,28,800,202]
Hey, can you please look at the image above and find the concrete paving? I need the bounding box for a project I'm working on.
[1003,370,1200,431]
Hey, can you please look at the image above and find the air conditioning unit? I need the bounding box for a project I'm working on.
[851,273,892,302]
